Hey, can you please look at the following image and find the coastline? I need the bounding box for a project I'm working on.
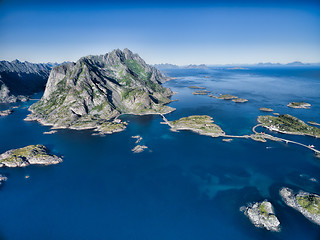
[25,105,176,134]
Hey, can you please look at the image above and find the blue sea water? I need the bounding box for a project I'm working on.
[0,66,320,240]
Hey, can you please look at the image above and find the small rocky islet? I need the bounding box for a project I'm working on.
[191,88,248,103]
[131,135,148,153]
[232,98,248,103]
[0,144,62,167]
[43,130,57,135]
[0,109,13,116]
[259,107,273,112]
[222,138,233,142]
[131,135,143,144]
[240,200,281,232]
[210,94,248,103]
[287,102,311,109]
[188,86,206,89]
[131,145,148,153]
[192,90,211,95]
[216,94,238,100]
[308,121,320,127]
[0,174,7,185]
[280,187,320,226]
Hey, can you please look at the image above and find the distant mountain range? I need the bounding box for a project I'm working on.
[154,62,320,69]
[256,61,320,66]
[153,63,208,69]
[0,60,52,103]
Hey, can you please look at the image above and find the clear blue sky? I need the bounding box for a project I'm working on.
[0,0,319,64]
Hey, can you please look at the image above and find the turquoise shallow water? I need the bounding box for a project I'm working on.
[0,67,320,239]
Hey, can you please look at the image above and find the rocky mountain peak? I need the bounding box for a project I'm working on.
[27,48,174,134]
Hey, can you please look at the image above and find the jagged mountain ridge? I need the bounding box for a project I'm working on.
[154,63,208,70]
[27,48,174,133]
[0,60,51,103]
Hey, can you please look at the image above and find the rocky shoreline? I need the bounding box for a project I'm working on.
[25,111,129,135]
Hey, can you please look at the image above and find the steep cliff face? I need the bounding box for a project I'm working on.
[0,81,15,103]
[27,49,174,133]
[0,60,51,103]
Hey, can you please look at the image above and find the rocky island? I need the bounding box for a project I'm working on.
[216,94,238,100]
[259,107,273,112]
[222,138,233,142]
[280,187,320,226]
[0,109,13,116]
[43,130,57,135]
[287,102,311,109]
[209,94,248,103]
[308,121,320,127]
[232,98,248,103]
[25,49,174,134]
[0,144,62,167]
[192,90,210,95]
[167,115,225,137]
[0,174,7,185]
[132,135,143,144]
[188,86,206,89]
[257,114,320,137]
[131,135,148,153]
[240,200,281,232]
[132,145,148,153]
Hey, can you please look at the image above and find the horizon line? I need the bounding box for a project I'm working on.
[2,58,320,66]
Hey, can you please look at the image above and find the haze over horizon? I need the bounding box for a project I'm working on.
[0,0,319,65]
